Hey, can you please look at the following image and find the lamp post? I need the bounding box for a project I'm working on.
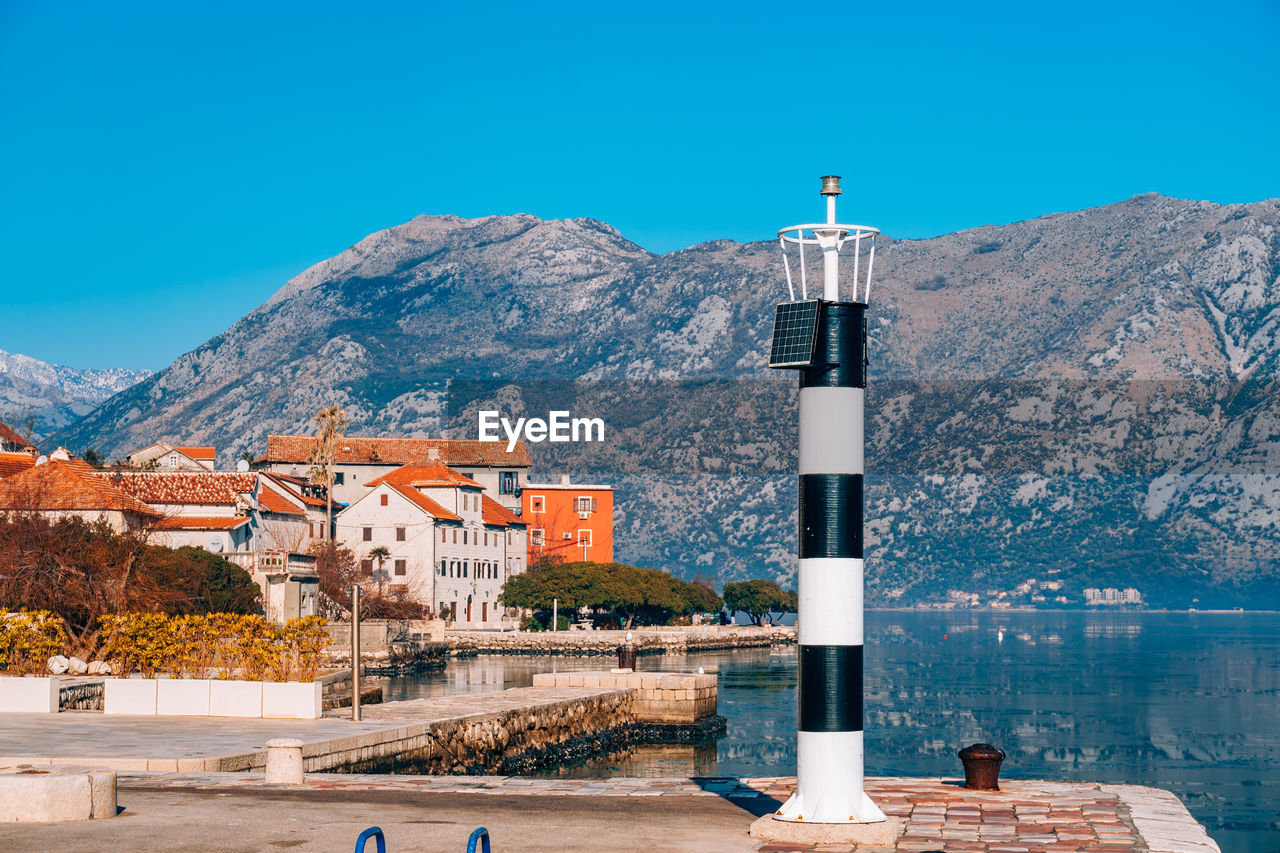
[767,176,885,824]
[350,585,362,722]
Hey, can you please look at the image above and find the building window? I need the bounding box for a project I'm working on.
[578,529,592,547]
[453,529,457,544]
[380,493,388,507]
[334,472,345,485]
[394,559,406,576]
[531,528,545,546]
[396,527,405,542]
[442,529,447,543]
[530,495,545,513]
[462,562,468,578]
[360,559,373,577]
[576,496,598,513]
[500,471,517,494]
[362,527,372,542]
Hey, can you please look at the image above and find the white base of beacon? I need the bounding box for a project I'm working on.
[773,731,886,824]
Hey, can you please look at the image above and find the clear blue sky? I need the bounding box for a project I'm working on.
[2,1,1277,371]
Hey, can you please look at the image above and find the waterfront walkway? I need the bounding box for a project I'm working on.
[0,772,1219,852]
[0,685,630,771]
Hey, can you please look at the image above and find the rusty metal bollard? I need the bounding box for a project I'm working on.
[616,631,638,672]
[958,743,1005,790]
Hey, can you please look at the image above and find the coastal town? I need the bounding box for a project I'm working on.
[0,415,615,630]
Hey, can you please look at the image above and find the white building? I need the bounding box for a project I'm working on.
[335,461,527,629]
[124,442,217,471]
[108,470,321,621]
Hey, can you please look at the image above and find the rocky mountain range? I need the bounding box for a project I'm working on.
[49,193,1280,606]
[0,348,151,441]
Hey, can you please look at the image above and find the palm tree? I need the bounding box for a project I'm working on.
[307,404,350,541]
[368,546,391,597]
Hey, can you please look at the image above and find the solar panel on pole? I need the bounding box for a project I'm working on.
[768,299,821,368]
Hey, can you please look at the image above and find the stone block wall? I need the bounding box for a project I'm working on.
[448,625,794,657]
[530,671,717,724]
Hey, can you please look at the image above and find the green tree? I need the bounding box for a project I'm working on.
[723,579,795,625]
[308,404,349,541]
[136,545,263,615]
[368,545,391,596]
[501,561,714,629]
[685,577,724,615]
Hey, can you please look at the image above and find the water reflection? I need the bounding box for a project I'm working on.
[387,612,1279,853]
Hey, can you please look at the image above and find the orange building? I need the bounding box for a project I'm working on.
[521,475,613,564]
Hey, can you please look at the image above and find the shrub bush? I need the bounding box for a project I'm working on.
[100,613,332,682]
[0,610,68,675]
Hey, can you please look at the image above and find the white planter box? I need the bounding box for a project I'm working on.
[156,679,211,716]
[103,678,158,715]
[261,681,322,720]
[209,680,262,718]
[0,677,60,713]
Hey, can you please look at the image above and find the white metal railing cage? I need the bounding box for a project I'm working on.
[777,221,879,304]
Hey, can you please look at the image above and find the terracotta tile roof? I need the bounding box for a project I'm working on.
[0,452,36,480]
[154,515,250,531]
[0,461,160,516]
[0,420,35,452]
[366,462,482,489]
[264,435,532,467]
[106,472,258,505]
[256,484,305,516]
[481,495,526,528]
[262,473,330,508]
[386,483,462,521]
[174,446,216,461]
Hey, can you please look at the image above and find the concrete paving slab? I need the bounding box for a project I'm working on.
[0,774,1218,852]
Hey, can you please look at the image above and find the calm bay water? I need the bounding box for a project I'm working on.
[384,611,1279,853]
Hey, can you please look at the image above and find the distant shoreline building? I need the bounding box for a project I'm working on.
[1084,586,1143,605]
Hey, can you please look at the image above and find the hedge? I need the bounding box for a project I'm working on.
[101,613,330,682]
[0,610,69,676]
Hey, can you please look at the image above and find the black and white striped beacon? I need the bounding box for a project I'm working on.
[767,175,885,824]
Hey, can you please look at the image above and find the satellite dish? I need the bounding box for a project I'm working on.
[35,455,48,466]
[236,459,250,472]
[208,537,224,553]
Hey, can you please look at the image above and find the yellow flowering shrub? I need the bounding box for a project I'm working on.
[100,613,331,682]
[0,610,69,675]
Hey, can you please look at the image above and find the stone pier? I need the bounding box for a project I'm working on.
[0,774,1221,851]
[0,685,638,774]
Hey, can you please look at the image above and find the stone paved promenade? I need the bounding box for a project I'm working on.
[0,685,630,771]
[0,771,1219,852]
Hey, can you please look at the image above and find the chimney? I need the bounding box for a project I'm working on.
[427,447,441,461]
[560,474,571,486]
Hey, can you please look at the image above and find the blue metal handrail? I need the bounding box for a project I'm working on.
[466,827,491,853]
[354,826,386,853]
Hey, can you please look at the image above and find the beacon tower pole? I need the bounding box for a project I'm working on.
[768,176,885,824]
